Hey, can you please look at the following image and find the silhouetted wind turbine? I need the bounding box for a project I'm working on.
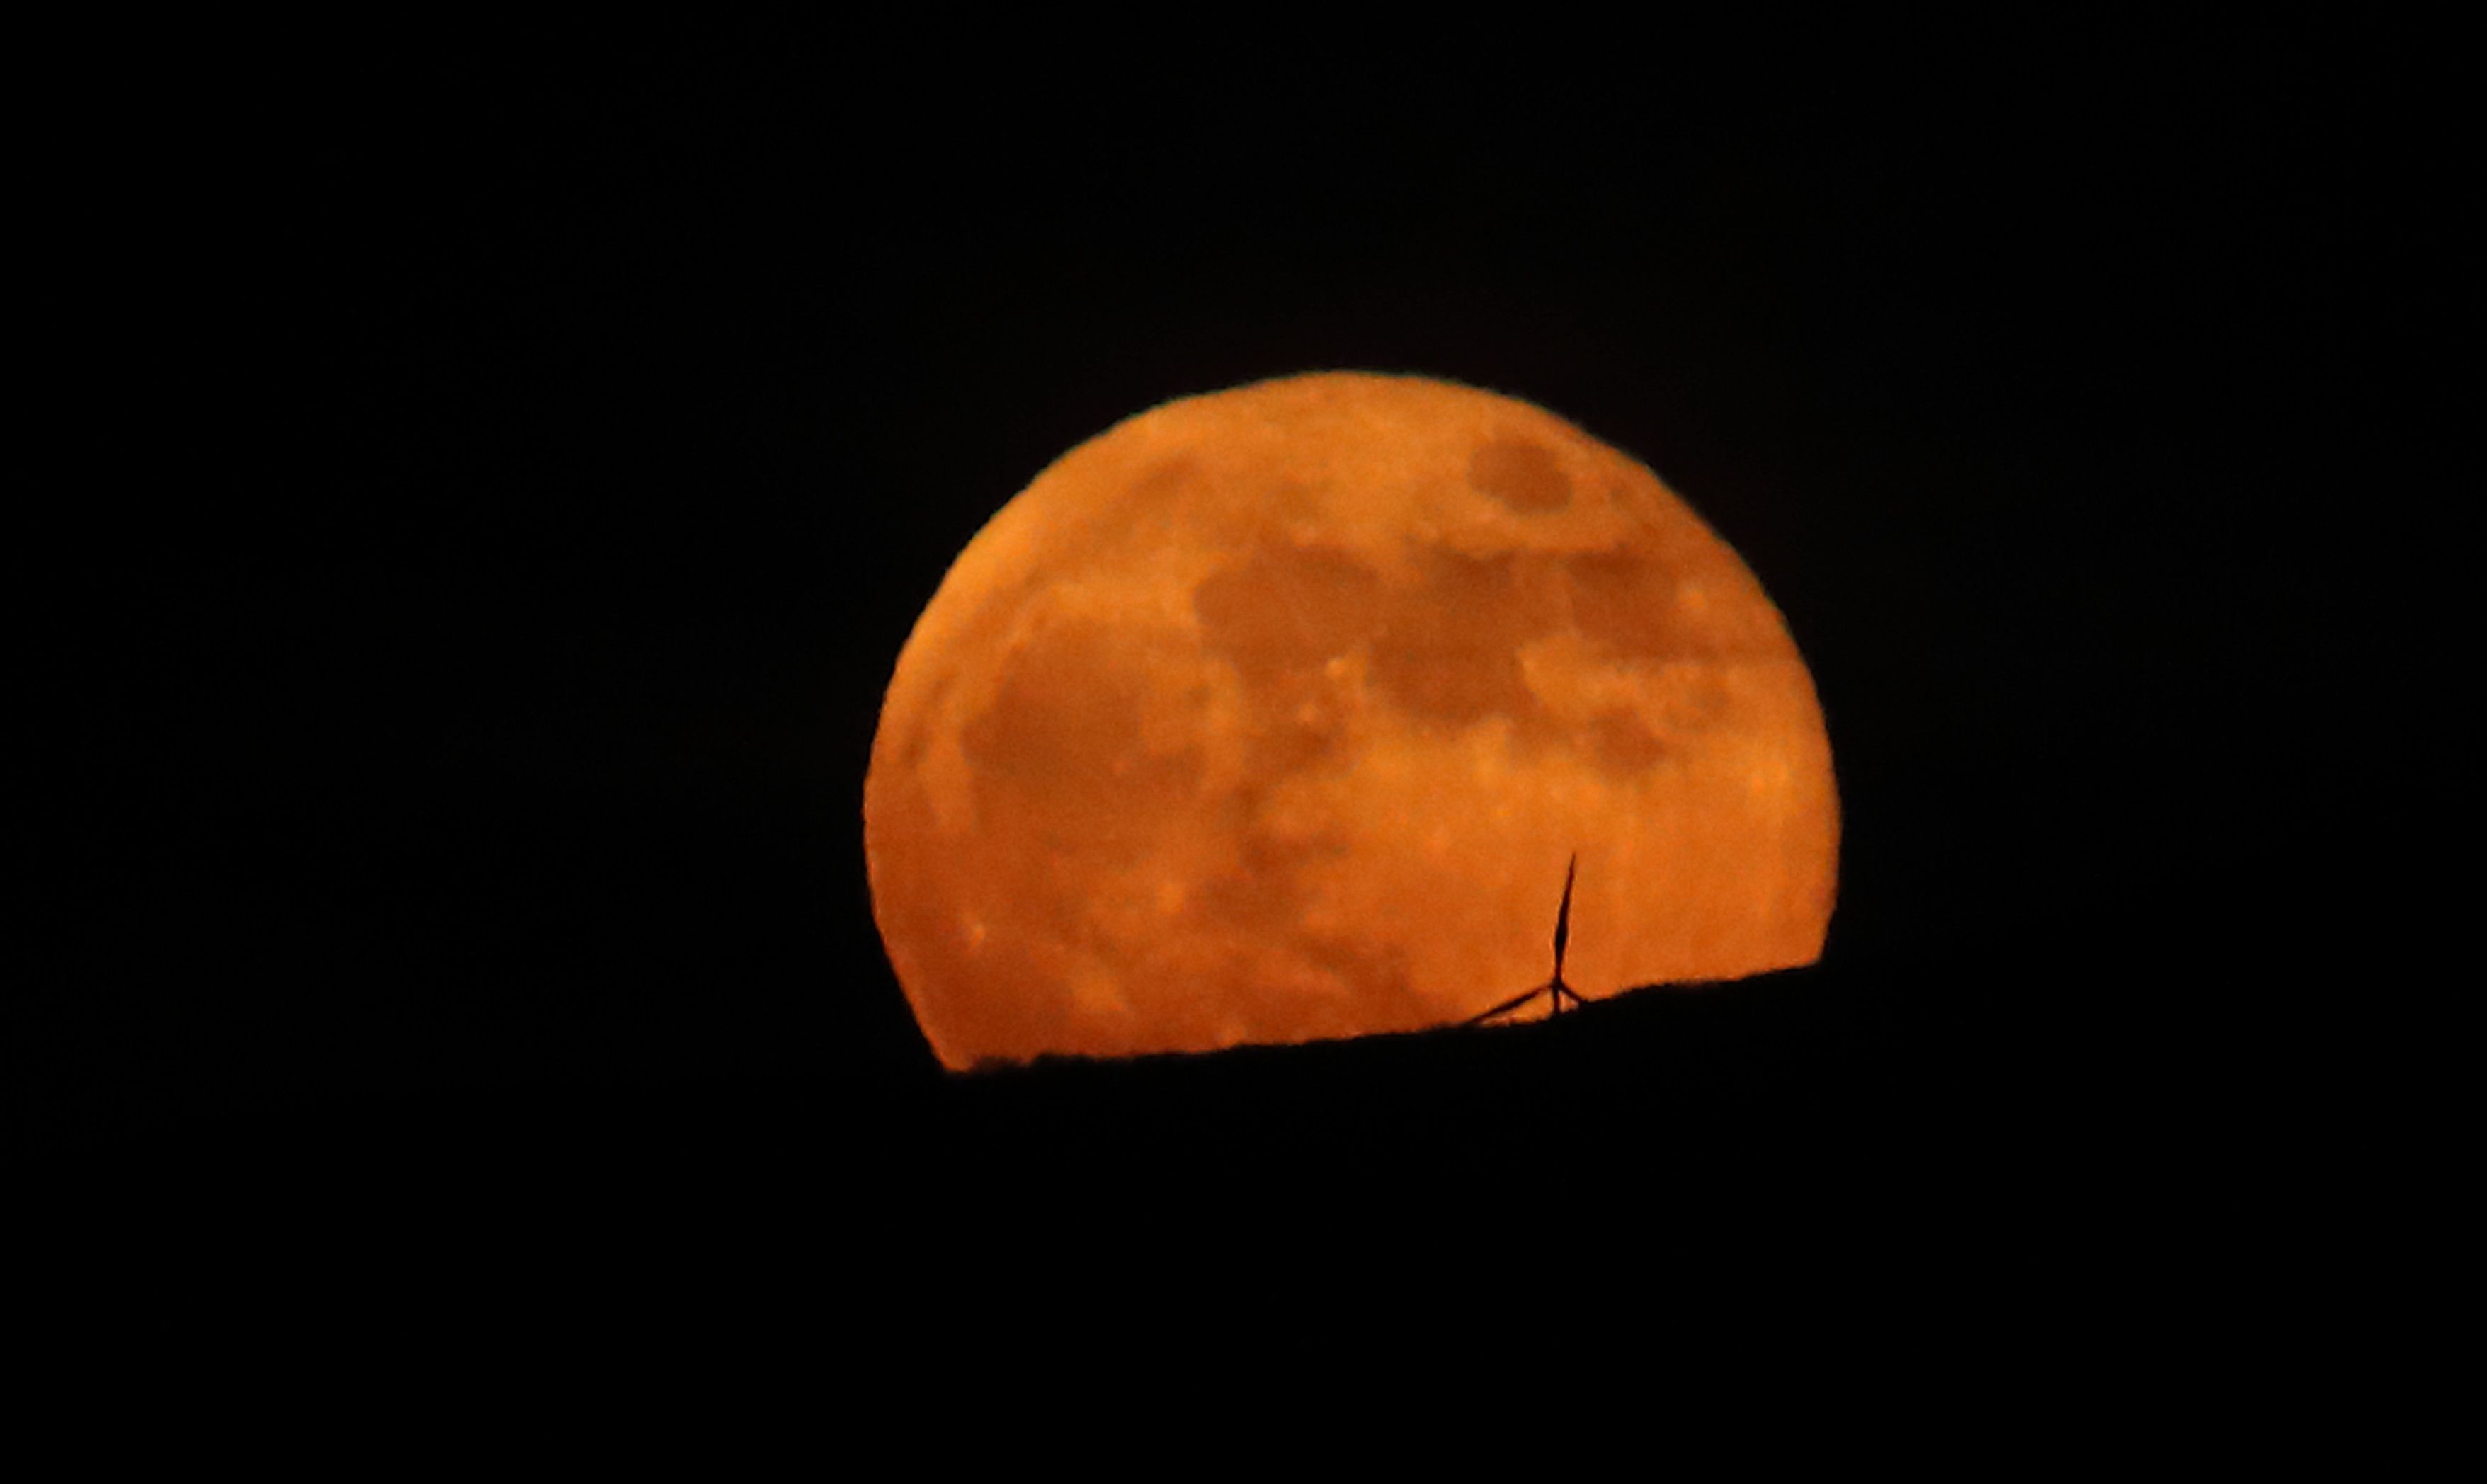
[1465,852,1594,1026]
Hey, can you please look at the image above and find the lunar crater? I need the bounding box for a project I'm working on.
[1190,541,1384,683]
[1468,435,1573,513]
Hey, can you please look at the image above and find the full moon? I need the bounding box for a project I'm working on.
[865,372,1838,1069]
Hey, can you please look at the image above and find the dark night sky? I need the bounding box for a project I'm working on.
[23,15,2454,1238]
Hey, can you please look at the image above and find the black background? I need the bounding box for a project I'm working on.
[21,18,2457,1313]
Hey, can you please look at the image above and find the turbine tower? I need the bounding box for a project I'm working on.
[1465,852,1594,1026]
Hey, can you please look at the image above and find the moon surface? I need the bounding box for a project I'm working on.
[865,372,1838,1069]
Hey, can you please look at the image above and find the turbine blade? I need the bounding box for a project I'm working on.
[1464,985,1550,1025]
[1553,852,1578,978]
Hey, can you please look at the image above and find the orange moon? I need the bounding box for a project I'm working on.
[865,372,1838,1069]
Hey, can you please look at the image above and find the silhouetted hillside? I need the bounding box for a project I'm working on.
[31,932,2287,1202]
[19,889,2410,1347]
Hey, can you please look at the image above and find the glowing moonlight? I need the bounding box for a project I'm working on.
[865,372,1838,1069]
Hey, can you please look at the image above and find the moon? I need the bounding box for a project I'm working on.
[865,372,1838,1069]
